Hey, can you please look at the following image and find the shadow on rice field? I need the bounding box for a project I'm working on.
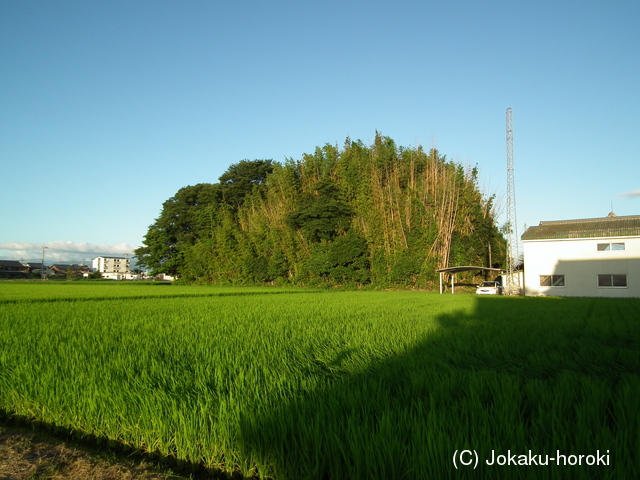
[240,295,640,480]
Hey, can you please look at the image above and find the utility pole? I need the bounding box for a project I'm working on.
[505,108,521,295]
[41,244,48,280]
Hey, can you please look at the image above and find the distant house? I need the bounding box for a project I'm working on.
[0,260,29,278]
[50,264,92,278]
[50,264,70,276]
[25,262,47,272]
[24,262,48,276]
[521,213,640,297]
[92,256,131,280]
[155,273,175,281]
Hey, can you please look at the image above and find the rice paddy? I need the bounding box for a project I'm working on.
[1,282,638,479]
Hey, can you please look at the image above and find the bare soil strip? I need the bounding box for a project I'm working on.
[0,424,189,480]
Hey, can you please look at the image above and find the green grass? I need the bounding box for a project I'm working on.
[0,282,639,479]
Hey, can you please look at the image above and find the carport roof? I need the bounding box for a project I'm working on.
[436,266,505,274]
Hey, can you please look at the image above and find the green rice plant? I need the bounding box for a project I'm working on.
[0,285,638,479]
[0,280,304,303]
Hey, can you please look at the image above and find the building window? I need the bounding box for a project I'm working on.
[540,275,565,287]
[597,274,627,288]
[597,243,625,251]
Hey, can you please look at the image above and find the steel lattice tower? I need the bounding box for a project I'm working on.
[505,108,521,295]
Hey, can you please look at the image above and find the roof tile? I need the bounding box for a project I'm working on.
[522,214,640,240]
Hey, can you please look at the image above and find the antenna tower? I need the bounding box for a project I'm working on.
[505,108,521,295]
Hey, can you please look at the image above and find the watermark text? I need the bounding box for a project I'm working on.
[452,450,610,469]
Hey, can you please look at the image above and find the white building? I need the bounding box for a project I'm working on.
[92,256,131,280]
[521,214,640,298]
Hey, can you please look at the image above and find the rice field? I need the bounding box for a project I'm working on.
[1,282,639,479]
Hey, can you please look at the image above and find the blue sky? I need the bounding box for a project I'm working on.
[1,0,639,264]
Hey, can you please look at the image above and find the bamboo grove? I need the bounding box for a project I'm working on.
[135,133,507,286]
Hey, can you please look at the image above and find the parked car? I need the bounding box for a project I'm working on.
[476,281,503,295]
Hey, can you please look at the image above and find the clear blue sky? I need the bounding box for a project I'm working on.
[1,0,639,264]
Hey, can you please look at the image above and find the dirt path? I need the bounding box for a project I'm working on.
[0,424,189,480]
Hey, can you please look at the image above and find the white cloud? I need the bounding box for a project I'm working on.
[618,189,640,198]
[0,241,137,264]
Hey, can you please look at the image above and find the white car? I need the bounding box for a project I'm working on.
[476,281,503,295]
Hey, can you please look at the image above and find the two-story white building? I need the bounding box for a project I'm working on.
[521,213,640,297]
[92,256,131,280]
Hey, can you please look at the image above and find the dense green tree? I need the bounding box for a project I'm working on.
[134,183,220,276]
[286,178,352,243]
[137,135,505,286]
[218,159,274,208]
[305,230,370,285]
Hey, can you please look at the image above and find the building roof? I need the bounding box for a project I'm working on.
[0,260,27,268]
[522,214,640,240]
[50,264,91,271]
[25,262,47,270]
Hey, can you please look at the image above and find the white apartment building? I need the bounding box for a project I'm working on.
[521,214,640,297]
[92,256,131,280]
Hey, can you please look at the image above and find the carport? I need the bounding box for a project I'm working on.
[436,266,506,294]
